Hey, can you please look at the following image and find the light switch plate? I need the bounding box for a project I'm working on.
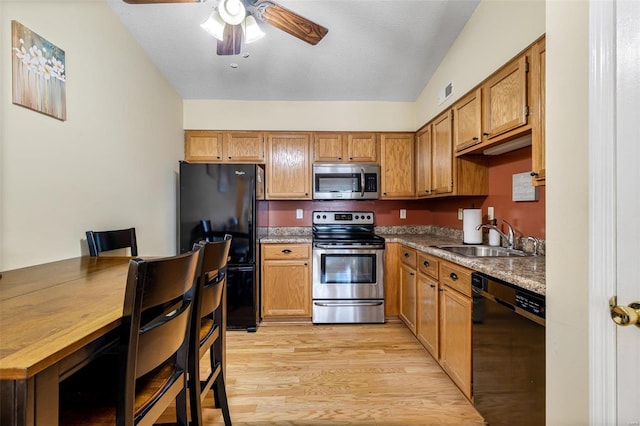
[296,209,303,219]
[400,209,407,219]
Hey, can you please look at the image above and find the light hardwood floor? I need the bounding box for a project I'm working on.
[197,322,485,425]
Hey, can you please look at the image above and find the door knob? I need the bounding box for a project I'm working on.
[609,296,640,328]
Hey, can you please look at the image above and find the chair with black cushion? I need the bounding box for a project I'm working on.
[86,227,138,256]
[59,248,202,426]
[189,239,232,426]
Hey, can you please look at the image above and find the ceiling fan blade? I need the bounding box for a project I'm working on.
[217,24,243,55]
[123,0,204,3]
[257,2,328,46]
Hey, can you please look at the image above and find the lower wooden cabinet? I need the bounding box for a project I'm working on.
[261,243,312,319]
[398,246,417,333]
[438,261,473,399]
[416,252,440,359]
[398,249,473,400]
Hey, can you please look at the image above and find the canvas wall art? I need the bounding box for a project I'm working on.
[12,20,67,121]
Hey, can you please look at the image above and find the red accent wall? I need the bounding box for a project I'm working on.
[262,146,545,238]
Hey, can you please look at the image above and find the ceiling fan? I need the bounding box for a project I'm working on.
[123,0,329,56]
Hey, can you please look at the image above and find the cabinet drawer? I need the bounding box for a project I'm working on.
[399,246,417,268]
[440,262,472,297]
[262,244,310,260]
[417,252,439,279]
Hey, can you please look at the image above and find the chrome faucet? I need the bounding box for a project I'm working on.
[476,220,515,249]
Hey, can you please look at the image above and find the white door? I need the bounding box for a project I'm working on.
[615,0,640,423]
[590,0,640,424]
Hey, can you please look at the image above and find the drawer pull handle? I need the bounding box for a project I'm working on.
[423,261,430,267]
[450,272,458,280]
[404,253,410,258]
[430,284,436,288]
[409,272,415,276]
[282,249,292,254]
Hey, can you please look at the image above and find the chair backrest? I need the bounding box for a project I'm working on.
[118,248,201,425]
[192,240,231,336]
[86,228,138,256]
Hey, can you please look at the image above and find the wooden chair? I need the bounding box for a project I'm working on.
[86,227,138,256]
[189,239,232,426]
[59,248,202,426]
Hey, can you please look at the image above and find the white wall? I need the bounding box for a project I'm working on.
[415,0,545,128]
[184,100,416,131]
[546,1,590,424]
[1,0,184,269]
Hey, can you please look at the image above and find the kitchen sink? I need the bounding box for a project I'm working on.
[434,245,533,257]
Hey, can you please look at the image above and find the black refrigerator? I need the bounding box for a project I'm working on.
[179,161,259,331]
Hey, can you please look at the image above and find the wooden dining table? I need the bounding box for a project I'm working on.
[0,256,133,426]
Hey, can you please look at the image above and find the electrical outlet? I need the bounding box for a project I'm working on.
[487,207,494,220]
[458,208,464,220]
[400,209,407,219]
[296,209,303,219]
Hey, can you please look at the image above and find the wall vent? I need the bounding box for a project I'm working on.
[438,81,454,105]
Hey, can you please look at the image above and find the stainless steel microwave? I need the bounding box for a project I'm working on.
[312,164,380,200]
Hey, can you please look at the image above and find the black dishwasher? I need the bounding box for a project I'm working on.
[471,272,545,426]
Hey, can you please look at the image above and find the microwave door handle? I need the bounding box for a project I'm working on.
[360,168,365,197]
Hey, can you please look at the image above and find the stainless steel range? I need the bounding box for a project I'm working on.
[311,211,385,324]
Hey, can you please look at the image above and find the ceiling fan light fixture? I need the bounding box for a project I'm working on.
[200,11,226,41]
[243,15,265,44]
[218,0,246,25]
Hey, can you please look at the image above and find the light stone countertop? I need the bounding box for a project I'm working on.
[381,234,546,296]
[259,227,546,296]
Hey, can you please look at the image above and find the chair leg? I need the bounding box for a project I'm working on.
[176,385,189,426]
[215,371,232,426]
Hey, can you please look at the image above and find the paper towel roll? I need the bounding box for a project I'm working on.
[463,209,483,244]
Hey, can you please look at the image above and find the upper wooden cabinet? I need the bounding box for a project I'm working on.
[184,130,265,163]
[266,132,312,200]
[418,111,488,199]
[415,125,433,198]
[453,88,482,153]
[482,55,529,140]
[531,38,546,186]
[432,111,454,195]
[313,132,377,163]
[380,133,415,199]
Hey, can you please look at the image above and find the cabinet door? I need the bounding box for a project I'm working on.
[399,262,417,334]
[224,132,265,163]
[440,285,472,399]
[482,55,528,139]
[416,273,439,358]
[453,88,482,152]
[266,132,312,199]
[313,133,345,162]
[261,260,311,318]
[347,133,377,162]
[432,111,453,195]
[185,130,223,162]
[415,125,433,198]
[380,133,415,199]
[531,38,546,186]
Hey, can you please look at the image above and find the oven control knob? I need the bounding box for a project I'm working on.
[355,215,359,220]
[316,214,320,219]
[367,215,371,219]
[322,215,326,219]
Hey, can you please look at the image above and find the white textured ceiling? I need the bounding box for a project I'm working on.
[106,0,479,101]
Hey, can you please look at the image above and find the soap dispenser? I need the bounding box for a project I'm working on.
[489,219,501,247]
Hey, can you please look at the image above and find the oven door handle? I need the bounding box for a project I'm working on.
[314,301,384,307]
